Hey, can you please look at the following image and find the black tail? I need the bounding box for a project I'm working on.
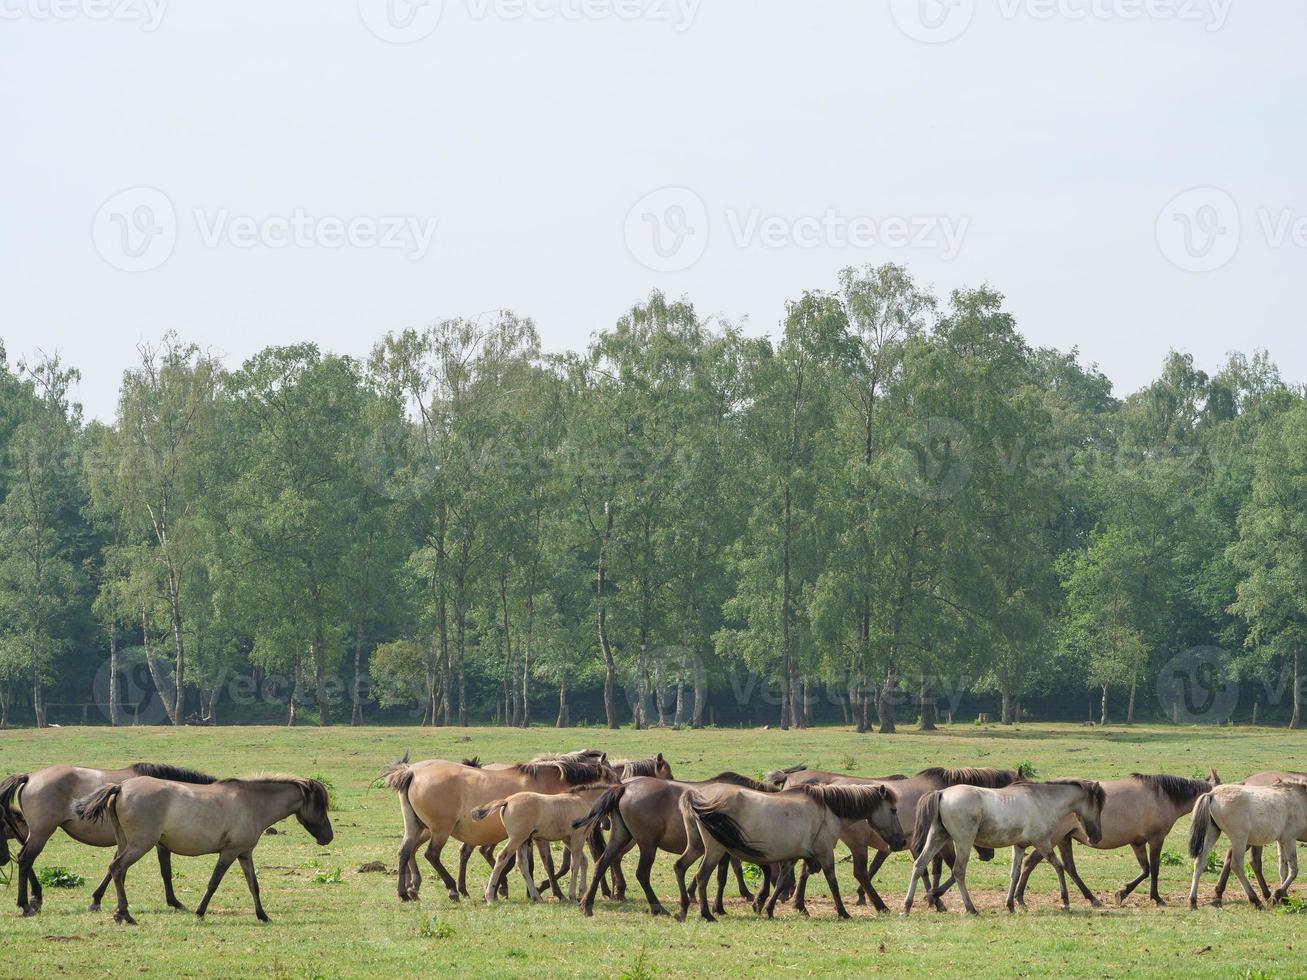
[686,793,763,860]
[1188,792,1215,858]
[0,774,29,866]
[75,784,122,825]
[911,789,942,856]
[571,783,627,832]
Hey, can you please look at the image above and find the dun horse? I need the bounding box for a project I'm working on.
[903,778,1105,915]
[572,773,769,918]
[769,765,1018,911]
[472,788,606,903]
[1012,772,1217,907]
[384,755,617,902]
[0,763,216,916]
[1212,770,1307,905]
[674,782,904,922]
[1188,779,1307,909]
[76,774,332,924]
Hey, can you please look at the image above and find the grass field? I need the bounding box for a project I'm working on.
[0,723,1304,979]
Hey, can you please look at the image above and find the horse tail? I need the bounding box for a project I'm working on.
[471,799,509,821]
[571,782,626,833]
[912,789,943,857]
[683,792,763,860]
[380,758,415,795]
[75,784,123,826]
[0,773,29,866]
[1188,792,1215,858]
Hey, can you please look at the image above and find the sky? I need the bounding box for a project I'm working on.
[3,0,1304,420]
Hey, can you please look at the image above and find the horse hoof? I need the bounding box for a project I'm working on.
[88,904,101,913]
[1189,900,1200,910]
[446,890,460,902]
[21,908,39,919]
[257,913,270,923]
[1152,897,1166,908]
[1006,902,1015,913]
[797,906,809,917]
[114,912,137,926]
[650,906,669,917]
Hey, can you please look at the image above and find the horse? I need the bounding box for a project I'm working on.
[75,775,332,924]
[674,782,905,922]
[572,773,770,918]
[471,787,607,903]
[383,755,617,902]
[0,763,217,917]
[1012,771,1218,907]
[1213,770,1307,905]
[769,765,1018,911]
[902,778,1105,916]
[1187,779,1307,909]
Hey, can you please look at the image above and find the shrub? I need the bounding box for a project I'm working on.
[37,867,85,889]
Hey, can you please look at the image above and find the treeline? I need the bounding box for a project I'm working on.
[1,264,1304,730]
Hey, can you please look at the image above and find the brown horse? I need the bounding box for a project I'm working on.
[1012,772,1217,907]
[572,773,770,918]
[1213,770,1307,905]
[76,775,332,924]
[675,782,905,922]
[770,765,1017,911]
[0,763,216,916]
[384,755,616,902]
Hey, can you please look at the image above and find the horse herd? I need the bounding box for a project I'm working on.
[2,751,1305,925]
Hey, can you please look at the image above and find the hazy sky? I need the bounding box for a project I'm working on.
[4,1,1304,420]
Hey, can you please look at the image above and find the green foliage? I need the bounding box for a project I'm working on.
[312,867,343,885]
[1017,762,1038,780]
[37,866,85,888]
[1159,850,1184,868]
[419,917,455,939]
[618,946,655,980]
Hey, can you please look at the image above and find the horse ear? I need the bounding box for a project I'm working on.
[1210,769,1221,786]
[657,753,664,762]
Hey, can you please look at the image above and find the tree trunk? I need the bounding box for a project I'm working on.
[781,487,795,730]
[598,502,618,729]
[1000,670,1012,725]
[878,665,897,734]
[288,663,302,727]
[918,673,937,731]
[0,684,9,729]
[32,666,46,729]
[108,624,121,727]
[313,623,332,727]
[1290,648,1302,730]
[521,594,533,729]
[351,626,364,726]
[1126,675,1137,726]
[854,600,870,733]
[141,607,180,726]
[556,677,568,728]
[1099,684,1109,726]
[691,645,706,729]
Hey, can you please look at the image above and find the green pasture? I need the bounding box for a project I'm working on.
[0,723,1304,978]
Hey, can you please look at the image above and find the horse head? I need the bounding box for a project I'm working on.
[296,779,335,846]
[1075,780,1106,844]
[868,784,907,852]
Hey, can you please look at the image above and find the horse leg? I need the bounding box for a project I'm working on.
[901,825,948,916]
[1116,842,1150,906]
[1058,839,1100,907]
[851,849,889,913]
[791,860,813,917]
[1036,840,1071,910]
[1229,836,1263,909]
[1251,844,1272,899]
[950,842,979,916]
[731,856,754,901]
[766,863,792,918]
[539,844,570,894]
[195,852,237,919]
[820,854,851,920]
[237,852,269,922]
[518,843,544,902]
[631,843,666,916]
[157,847,187,911]
[1271,838,1298,905]
[109,843,151,926]
[695,843,725,923]
[456,843,474,898]
[673,844,703,922]
[752,864,772,915]
[928,848,954,911]
[485,839,517,903]
[90,867,114,912]
[580,818,630,917]
[422,836,460,901]
[1146,838,1167,906]
[1005,846,1025,912]
[1014,849,1042,907]
[1189,826,1218,909]
[396,825,428,902]
[712,857,728,915]
[15,829,53,916]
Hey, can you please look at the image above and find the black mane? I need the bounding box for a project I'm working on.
[795,782,894,819]
[1130,773,1211,806]
[517,759,612,785]
[620,756,663,778]
[130,762,217,784]
[917,766,1020,789]
[700,771,776,792]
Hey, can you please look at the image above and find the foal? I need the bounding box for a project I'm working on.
[902,779,1105,916]
[1188,779,1307,909]
[472,788,605,903]
[77,775,333,924]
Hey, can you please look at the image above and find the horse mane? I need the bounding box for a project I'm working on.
[221,775,331,810]
[703,771,777,793]
[461,757,482,768]
[1047,778,1105,808]
[1130,773,1211,806]
[685,792,764,860]
[533,749,607,764]
[130,762,217,784]
[917,766,1019,788]
[794,782,895,819]
[618,756,665,778]
[516,759,612,785]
